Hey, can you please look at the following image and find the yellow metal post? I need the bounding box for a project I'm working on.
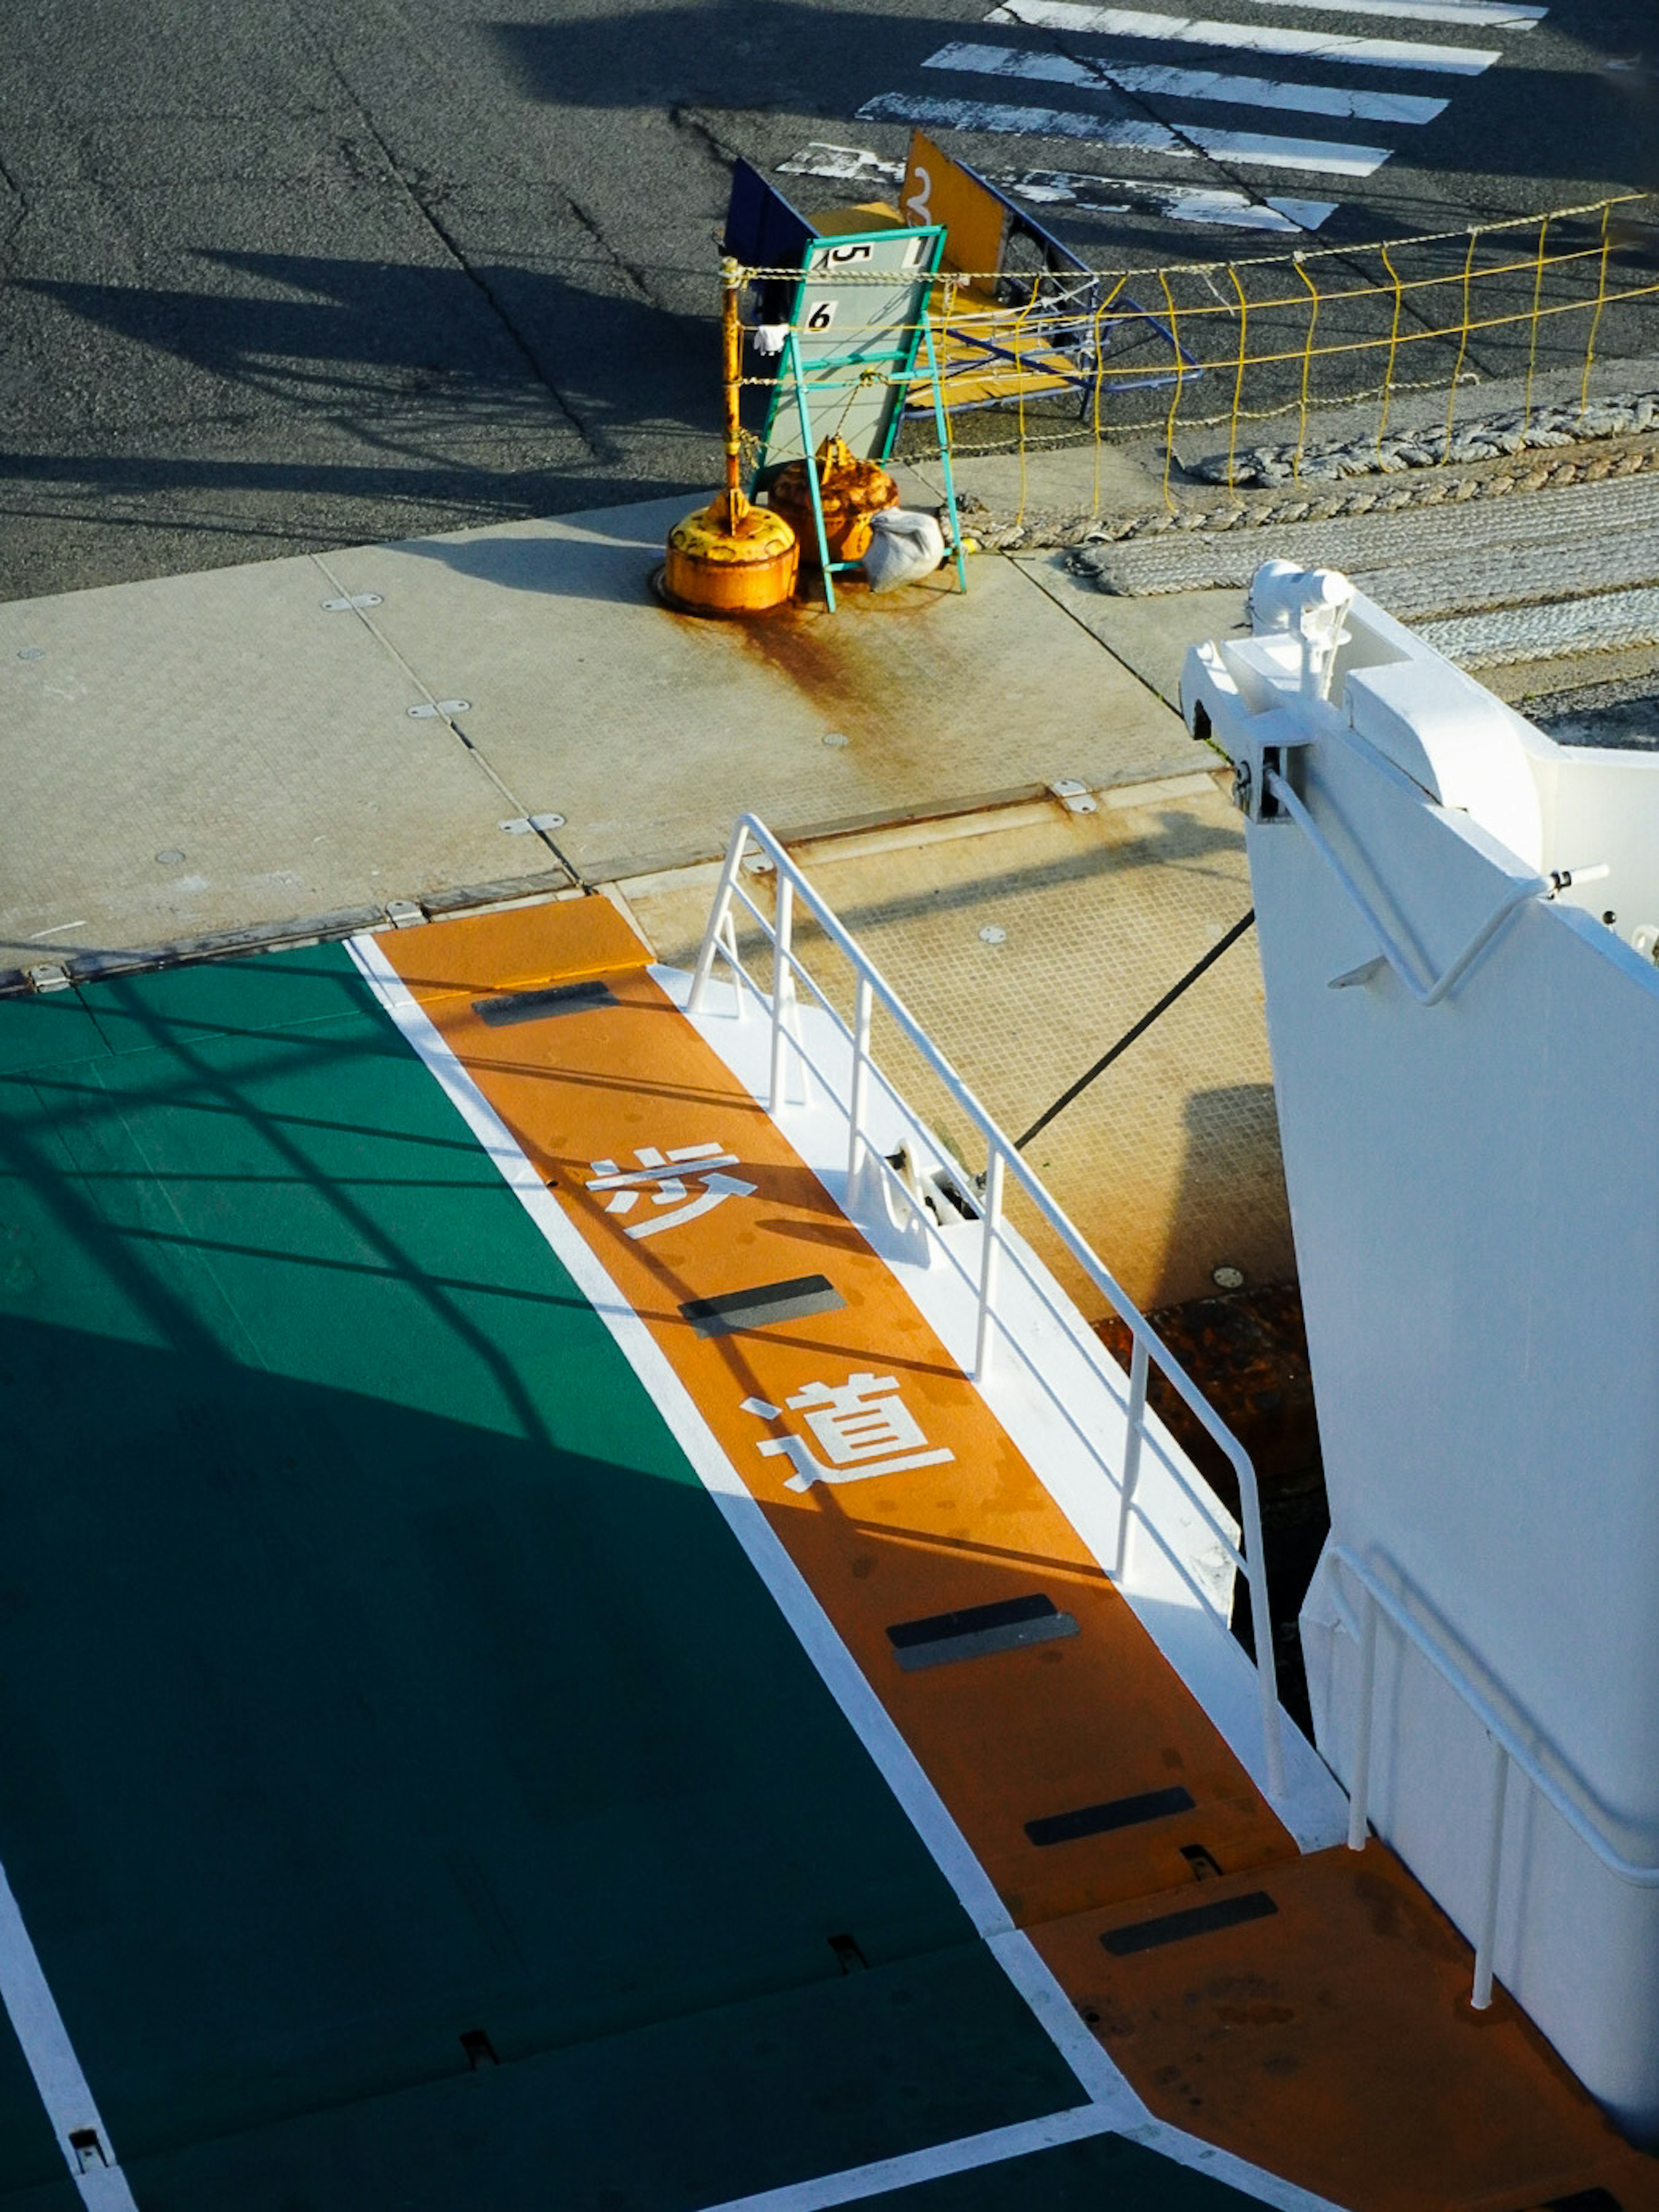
[661,260,799,617]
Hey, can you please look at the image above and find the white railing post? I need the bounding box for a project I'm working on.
[1114,1336,1150,1582]
[1235,1456,1288,1802]
[786,988,813,1111]
[1471,1734,1510,2010]
[1331,1541,1659,1922]
[768,875,794,1114]
[719,911,746,1018]
[1347,1589,1379,1851]
[847,974,873,1182]
[689,827,748,1013]
[973,1146,1006,1381]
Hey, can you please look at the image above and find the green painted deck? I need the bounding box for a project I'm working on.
[0,946,1256,2209]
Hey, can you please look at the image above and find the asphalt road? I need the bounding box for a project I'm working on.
[0,0,1655,598]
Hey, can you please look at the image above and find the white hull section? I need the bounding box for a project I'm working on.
[1181,572,1659,2141]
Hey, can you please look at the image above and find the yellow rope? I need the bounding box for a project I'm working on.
[1088,276,1128,515]
[1290,256,1320,481]
[1581,202,1615,420]
[1008,279,1046,529]
[1375,243,1403,458]
[1158,268,1184,512]
[1090,273,1659,382]
[730,186,1647,289]
[731,271,1659,399]
[1443,226,1481,452]
[1522,214,1550,432]
[1224,265,1252,493]
[721,192,1659,482]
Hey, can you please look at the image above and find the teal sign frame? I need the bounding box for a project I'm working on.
[752,225,966,612]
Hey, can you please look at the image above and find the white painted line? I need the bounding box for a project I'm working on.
[775,144,1338,230]
[691,2104,1121,2212]
[984,0,1501,74]
[0,1863,139,2209]
[858,91,1179,154]
[778,142,904,186]
[985,1929,1132,2106]
[1007,169,1338,227]
[925,40,1448,122]
[346,932,1345,2212]
[985,1929,1347,2211]
[1220,0,1541,25]
[856,92,1392,175]
[695,1958,1340,2212]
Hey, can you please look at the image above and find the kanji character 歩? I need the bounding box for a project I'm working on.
[742,1372,954,1493]
[584,1142,756,1241]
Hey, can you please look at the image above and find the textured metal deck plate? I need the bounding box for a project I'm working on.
[473,979,619,1026]
[678,1274,846,1338]
[1101,1890,1278,1955]
[885,1591,1081,1672]
[1024,1786,1197,1848]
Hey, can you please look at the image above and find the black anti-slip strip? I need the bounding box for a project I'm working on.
[679,1275,845,1338]
[473,979,618,1027]
[1101,1890,1278,1957]
[887,1592,1058,1652]
[1025,1786,1196,1849]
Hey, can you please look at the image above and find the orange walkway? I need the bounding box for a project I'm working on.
[379,895,1658,2212]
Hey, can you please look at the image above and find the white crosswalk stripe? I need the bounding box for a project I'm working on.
[922,41,1449,123]
[830,0,1544,237]
[1006,168,1339,226]
[984,1,1501,75]
[1216,0,1542,25]
[857,91,1393,175]
[776,144,1338,233]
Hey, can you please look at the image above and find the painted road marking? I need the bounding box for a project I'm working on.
[0,1862,139,2209]
[982,1,1503,75]
[1220,0,1541,24]
[348,928,1346,2212]
[1005,169,1337,226]
[777,142,1336,229]
[371,904,1318,1913]
[857,92,1392,175]
[367,932,1301,1929]
[690,2104,1124,2212]
[348,934,1020,1947]
[923,41,1449,123]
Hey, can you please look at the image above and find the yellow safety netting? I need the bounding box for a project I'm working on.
[732,193,1659,517]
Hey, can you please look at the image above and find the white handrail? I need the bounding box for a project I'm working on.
[1332,1543,1659,2011]
[688,813,1288,1802]
[1263,767,1540,1009]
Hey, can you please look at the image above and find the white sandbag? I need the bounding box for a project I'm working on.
[862,507,945,592]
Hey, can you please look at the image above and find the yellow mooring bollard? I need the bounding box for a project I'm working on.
[660,261,799,617]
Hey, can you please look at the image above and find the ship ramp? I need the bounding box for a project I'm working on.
[0,850,1653,2211]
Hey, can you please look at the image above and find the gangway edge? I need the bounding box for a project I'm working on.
[1182,560,1659,2142]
